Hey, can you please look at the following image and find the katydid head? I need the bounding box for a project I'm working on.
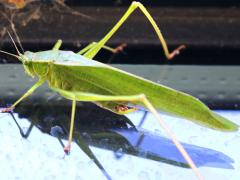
[20,53,35,78]
[21,51,50,78]
[0,49,36,77]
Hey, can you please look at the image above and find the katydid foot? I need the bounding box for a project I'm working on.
[0,107,14,113]
[64,144,71,155]
[167,45,186,60]
[112,43,127,53]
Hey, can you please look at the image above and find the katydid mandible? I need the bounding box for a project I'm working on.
[0,2,238,179]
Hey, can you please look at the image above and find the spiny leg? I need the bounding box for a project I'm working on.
[51,88,203,179]
[1,79,44,113]
[64,98,77,154]
[83,1,185,60]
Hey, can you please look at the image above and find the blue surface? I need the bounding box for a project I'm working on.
[0,110,239,179]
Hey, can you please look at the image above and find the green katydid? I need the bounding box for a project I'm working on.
[0,1,238,179]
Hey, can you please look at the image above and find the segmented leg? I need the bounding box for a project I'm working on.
[52,40,62,50]
[51,87,203,180]
[77,42,96,55]
[63,98,77,154]
[51,39,125,59]
[83,1,185,60]
[78,41,126,57]
[1,79,44,113]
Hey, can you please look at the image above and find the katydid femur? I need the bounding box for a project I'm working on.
[1,2,238,180]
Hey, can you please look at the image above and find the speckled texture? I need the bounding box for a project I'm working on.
[0,110,239,180]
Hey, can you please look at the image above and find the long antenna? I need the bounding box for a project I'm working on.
[0,50,20,59]
[0,12,24,54]
[10,22,25,53]
[7,31,21,56]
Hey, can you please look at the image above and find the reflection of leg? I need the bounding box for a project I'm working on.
[74,133,112,180]
[9,112,34,138]
[83,1,185,60]
[63,99,76,154]
[1,80,44,113]
[51,87,202,179]
[50,125,66,148]
[138,110,148,127]
[53,117,112,179]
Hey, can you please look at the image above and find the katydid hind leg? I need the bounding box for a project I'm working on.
[78,42,96,55]
[140,95,203,180]
[94,96,202,179]
[51,87,202,179]
[83,1,184,60]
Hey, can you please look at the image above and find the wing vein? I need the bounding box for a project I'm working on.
[56,65,117,96]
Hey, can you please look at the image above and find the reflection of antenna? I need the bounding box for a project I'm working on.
[7,31,21,56]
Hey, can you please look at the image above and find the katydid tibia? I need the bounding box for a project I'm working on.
[0,1,238,179]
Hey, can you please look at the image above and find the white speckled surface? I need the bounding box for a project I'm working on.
[0,110,239,180]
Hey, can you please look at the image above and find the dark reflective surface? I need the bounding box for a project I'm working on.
[4,99,234,179]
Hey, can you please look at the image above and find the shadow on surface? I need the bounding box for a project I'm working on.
[1,100,234,179]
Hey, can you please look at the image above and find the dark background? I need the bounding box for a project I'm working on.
[0,0,239,65]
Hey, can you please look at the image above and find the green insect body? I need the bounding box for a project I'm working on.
[23,50,237,131]
[1,2,238,179]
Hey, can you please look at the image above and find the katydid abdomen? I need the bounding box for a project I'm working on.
[25,50,237,131]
